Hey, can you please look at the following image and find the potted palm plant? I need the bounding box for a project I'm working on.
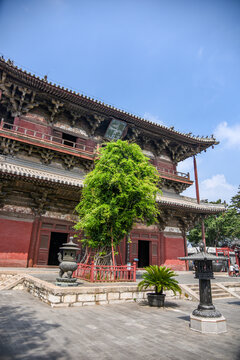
[138,265,181,307]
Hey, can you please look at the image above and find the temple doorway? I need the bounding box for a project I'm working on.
[48,232,68,265]
[138,240,149,268]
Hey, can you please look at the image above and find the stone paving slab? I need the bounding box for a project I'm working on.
[0,290,239,360]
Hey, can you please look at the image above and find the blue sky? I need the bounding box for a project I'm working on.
[1,0,240,203]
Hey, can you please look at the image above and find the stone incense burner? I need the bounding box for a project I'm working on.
[56,237,79,287]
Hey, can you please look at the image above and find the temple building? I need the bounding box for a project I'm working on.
[0,58,224,269]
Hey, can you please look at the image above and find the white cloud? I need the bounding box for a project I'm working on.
[143,112,164,125]
[182,174,237,203]
[214,121,240,150]
[177,157,204,181]
[177,158,193,174]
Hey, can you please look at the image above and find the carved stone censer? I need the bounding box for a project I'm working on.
[56,237,79,287]
[179,242,227,333]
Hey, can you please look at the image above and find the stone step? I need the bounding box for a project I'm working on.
[0,275,24,290]
[213,293,233,299]
[182,283,234,301]
[193,289,230,294]
[212,289,228,293]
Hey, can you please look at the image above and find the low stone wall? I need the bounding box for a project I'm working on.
[21,275,182,307]
[0,271,185,307]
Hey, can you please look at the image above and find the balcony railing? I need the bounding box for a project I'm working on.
[1,119,192,181]
[156,166,190,181]
[0,118,95,155]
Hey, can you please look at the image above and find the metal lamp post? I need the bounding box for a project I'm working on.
[179,242,227,333]
[56,236,79,287]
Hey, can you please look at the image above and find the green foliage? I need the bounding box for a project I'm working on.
[187,190,240,247]
[137,265,181,295]
[75,140,161,250]
[230,185,240,213]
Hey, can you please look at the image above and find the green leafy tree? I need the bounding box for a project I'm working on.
[187,191,240,247]
[75,140,161,259]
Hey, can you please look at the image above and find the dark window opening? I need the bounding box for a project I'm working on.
[138,240,149,268]
[48,232,68,265]
[62,132,77,147]
[3,116,14,130]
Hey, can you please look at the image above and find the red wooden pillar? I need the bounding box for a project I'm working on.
[193,155,206,252]
[90,261,94,282]
[32,217,42,265]
[160,232,165,265]
[133,262,136,281]
[183,232,189,271]
[27,216,41,267]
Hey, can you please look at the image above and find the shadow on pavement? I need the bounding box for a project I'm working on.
[138,300,180,308]
[227,300,240,306]
[177,315,190,322]
[0,304,68,360]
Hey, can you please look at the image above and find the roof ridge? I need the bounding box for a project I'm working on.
[0,56,217,144]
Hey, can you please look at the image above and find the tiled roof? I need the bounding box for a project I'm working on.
[157,192,225,213]
[0,157,83,188]
[0,156,225,214]
[0,57,218,147]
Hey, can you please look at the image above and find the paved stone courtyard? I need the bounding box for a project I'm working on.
[2,267,240,285]
[0,290,239,360]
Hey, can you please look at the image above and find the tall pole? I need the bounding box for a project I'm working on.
[111,228,115,267]
[193,156,206,252]
[193,156,200,203]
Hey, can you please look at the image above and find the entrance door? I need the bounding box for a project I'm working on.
[138,240,149,268]
[48,232,68,265]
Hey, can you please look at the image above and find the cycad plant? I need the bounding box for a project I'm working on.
[138,265,181,295]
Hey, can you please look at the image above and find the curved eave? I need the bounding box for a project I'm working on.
[158,199,225,214]
[0,58,218,148]
[157,193,226,214]
[0,161,84,189]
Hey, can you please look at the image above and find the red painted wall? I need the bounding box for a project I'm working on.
[76,137,96,152]
[163,235,186,270]
[153,159,176,172]
[14,116,51,136]
[0,218,33,267]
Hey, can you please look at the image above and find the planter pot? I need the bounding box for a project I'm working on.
[147,293,166,307]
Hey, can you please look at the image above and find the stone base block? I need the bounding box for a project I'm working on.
[190,314,227,334]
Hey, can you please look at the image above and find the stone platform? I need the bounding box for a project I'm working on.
[190,314,227,334]
[0,271,182,307]
[1,269,240,307]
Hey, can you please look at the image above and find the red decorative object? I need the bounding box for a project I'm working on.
[73,261,137,282]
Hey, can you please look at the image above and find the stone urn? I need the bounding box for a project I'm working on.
[56,237,79,287]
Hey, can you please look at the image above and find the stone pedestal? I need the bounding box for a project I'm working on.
[56,277,78,287]
[190,314,227,334]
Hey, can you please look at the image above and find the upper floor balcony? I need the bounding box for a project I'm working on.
[0,118,96,160]
[156,165,193,185]
[0,118,193,184]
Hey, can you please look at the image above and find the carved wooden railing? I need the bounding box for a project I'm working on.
[0,118,96,154]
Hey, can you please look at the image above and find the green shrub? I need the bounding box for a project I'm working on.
[138,265,181,295]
